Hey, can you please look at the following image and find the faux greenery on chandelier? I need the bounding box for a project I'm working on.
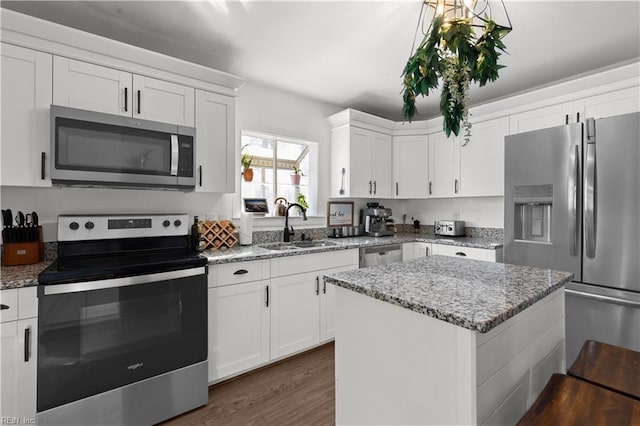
[402,0,512,136]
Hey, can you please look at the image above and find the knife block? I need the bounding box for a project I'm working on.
[2,226,44,266]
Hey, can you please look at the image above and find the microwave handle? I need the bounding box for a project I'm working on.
[170,135,179,176]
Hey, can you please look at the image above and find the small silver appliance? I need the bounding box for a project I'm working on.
[360,207,393,237]
[434,220,465,236]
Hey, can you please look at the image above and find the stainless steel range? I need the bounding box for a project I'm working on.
[37,214,208,426]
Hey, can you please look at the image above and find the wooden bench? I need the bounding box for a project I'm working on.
[517,373,640,425]
[568,340,640,401]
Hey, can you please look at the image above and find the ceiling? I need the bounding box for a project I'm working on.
[2,1,639,121]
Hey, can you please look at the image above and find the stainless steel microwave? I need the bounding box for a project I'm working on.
[50,105,196,190]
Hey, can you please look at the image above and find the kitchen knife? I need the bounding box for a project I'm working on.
[16,211,25,227]
[31,211,39,242]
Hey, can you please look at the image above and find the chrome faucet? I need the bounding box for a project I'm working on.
[283,203,308,242]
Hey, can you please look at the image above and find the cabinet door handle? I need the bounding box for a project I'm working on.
[24,326,31,362]
[369,181,372,195]
[373,181,377,194]
[137,90,141,114]
[265,285,269,307]
[0,304,9,310]
[124,87,128,112]
[429,181,432,195]
[576,112,580,122]
[233,269,249,275]
[455,252,467,257]
[426,247,429,256]
[454,179,459,194]
[565,114,569,125]
[199,165,203,187]
[41,152,46,180]
[315,276,320,295]
[396,182,398,196]
[323,277,327,294]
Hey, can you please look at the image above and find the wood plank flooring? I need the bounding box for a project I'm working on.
[162,342,335,425]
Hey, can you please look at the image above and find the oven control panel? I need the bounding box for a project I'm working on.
[58,214,190,241]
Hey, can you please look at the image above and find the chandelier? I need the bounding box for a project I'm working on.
[402,0,512,136]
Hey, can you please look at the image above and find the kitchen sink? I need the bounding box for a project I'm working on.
[290,240,338,248]
[258,240,339,251]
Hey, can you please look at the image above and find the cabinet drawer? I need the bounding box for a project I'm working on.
[210,260,270,288]
[0,289,18,323]
[431,244,497,262]
[271,249,359,277]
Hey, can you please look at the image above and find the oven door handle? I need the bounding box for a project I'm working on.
[43,266,207,295]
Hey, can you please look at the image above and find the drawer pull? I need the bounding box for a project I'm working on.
[233,269,249,275]
[0,304,9,310]
[455,252,467,257]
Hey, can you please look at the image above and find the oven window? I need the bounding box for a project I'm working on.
[37,273,206,412]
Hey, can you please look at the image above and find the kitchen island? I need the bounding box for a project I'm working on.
[325,255,573,425]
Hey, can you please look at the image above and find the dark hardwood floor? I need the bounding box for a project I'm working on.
[162,342,335,425]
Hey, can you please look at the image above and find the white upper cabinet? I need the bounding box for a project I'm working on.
[458,116,509,197]
[573,86,640,120]
[53,56,195,126]
[393,135,428,199]
[1,43,52,187]
[428,131,457,198]
[427,116,508,198]
[53,56,131,117]
[330,124,392,198]
[132,74,194,125]
[509,102,574,134]
[195,90,236,193]
[370,131,392,198]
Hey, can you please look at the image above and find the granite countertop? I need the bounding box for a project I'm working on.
[1,260,53,290]
[1,233,503,289]
[324,255,573,333]
[204,232,503,264]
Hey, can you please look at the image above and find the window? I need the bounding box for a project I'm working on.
[241,131,318,216]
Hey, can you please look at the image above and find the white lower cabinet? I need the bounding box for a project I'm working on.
[270,271,321,358]
[207,250,358,382]
[0,287,37,422]
[431,243,501,262]
[207,280,270,382]
[415,242,432,258]
[403,242,432,262]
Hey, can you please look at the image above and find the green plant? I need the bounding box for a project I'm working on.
[291,166,304,176]
[295,193,308,214]
[402,15,510,136]
[240,145,253,169]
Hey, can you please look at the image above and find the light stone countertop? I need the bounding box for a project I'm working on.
[204,232,502,264]
[324,255,573,333]
[1,233,503,289]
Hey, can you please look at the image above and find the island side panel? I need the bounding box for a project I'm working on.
[476,288,566,425]
[334,286,477,425]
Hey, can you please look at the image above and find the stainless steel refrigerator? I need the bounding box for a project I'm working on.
[504,111,640,365]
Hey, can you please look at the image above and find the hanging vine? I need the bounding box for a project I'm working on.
[402,12,511,136]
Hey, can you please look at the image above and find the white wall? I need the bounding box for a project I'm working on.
[0,81,343,241]
[349,197,503,228]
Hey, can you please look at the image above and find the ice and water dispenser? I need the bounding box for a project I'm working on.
[513,184,553,242]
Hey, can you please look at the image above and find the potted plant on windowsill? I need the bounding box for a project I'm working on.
[241,146,253,182]
[290,166,303,185]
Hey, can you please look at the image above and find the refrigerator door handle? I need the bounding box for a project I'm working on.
[585,119,596,258]
[568,144,579,256]
[565,289,640,309]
